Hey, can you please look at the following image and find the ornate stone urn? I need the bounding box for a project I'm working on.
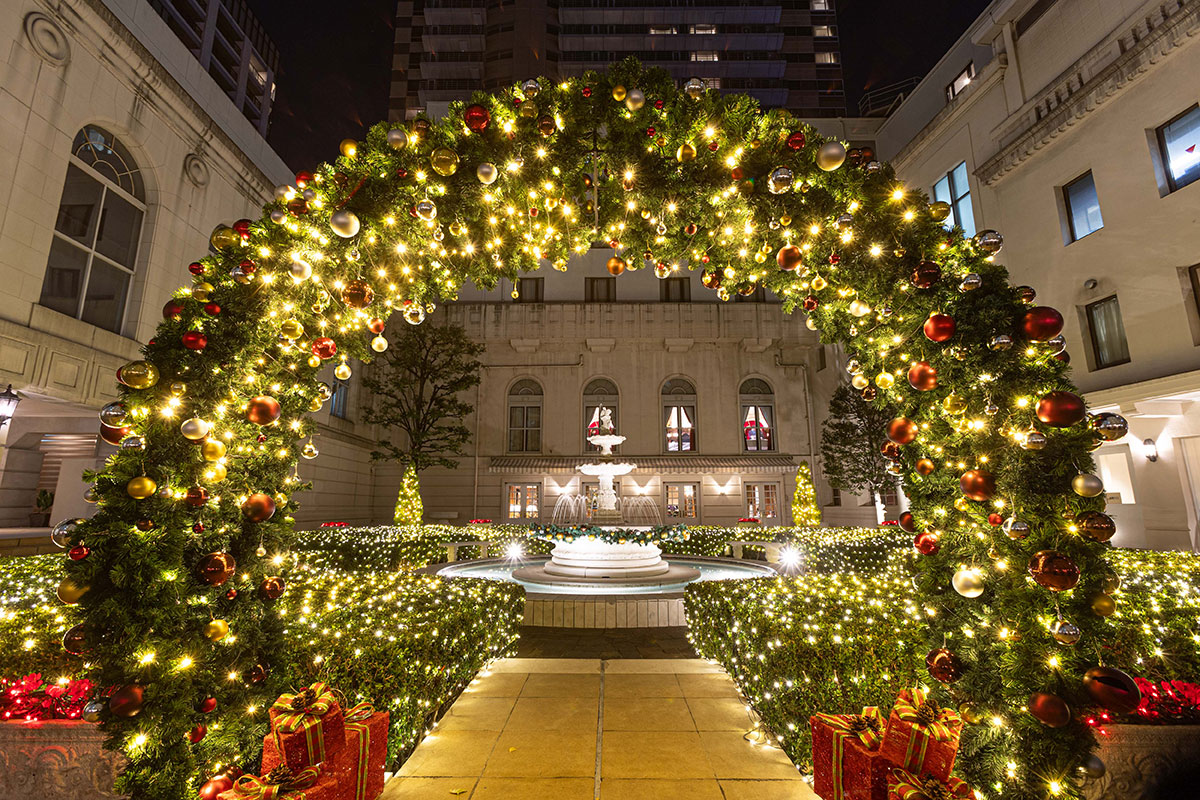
[1084,724,1200,800]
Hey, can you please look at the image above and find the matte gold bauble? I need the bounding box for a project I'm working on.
[816,141,847,171]
[206,462,227,482]
[203,619,229,641]
[126,476,157,499]
[334,363,352,381]
[57,577,89,605]
[1092,593,1116,617]
[201,439,226,461]
[612,85,627,101]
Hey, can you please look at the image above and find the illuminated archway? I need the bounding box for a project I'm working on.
[66,60,1117,799]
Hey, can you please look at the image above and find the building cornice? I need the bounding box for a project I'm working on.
[977,0,1200,186]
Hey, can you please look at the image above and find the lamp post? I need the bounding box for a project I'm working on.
[0,385,19,428]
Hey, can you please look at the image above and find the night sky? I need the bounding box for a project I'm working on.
[247,0,992,173]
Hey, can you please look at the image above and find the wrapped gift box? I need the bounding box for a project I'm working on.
[887,767,976,800]
[268,683,347,769]
[332,705,389,800]
[878,688,962,782]
[810,708,893,800]
[218,764,341,800]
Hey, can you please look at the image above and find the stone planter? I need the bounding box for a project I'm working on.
[0,719,126,799]
[1085,724,1200,800]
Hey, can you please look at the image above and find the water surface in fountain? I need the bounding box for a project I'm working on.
[439,556,775,595]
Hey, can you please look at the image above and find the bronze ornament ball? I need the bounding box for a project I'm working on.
[1092,593,1117,617]
[908,361,938,391]
[1050,618,1082,646]
[342,279,375,309]
[109,684,145,718]
[923,313,956,342]
[959,469,996,501]
[246,395,282,425]
[887,417,917,445]
[1036,391,1087,428]
[242,492,277,523]
[185,486,210,507]
[1028,692,1071,727]
[916,458,936,475]
[1076,510,1116,542]
[1028,550,1080,591]
[197,552,237,586]
[911,260,941,289]
[777,245,803,271]
[259,576,286,600]
[1083,666,1141,714]
[925,647,965,683]
[898,511,916,533]
[100,423,132,446]
[606,257,627,276]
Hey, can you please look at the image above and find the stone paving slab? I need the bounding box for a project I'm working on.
[380,658,817,800]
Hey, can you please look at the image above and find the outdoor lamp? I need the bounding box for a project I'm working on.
[0,385,20,427]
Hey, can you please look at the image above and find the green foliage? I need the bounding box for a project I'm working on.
[35,490,54,512]
[394,463,424,525]
[792,462,822,527]
[820,383,894,497]
[0,555,80,679]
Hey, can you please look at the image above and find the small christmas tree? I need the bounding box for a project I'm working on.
[394,462,423,525]
[792,462,821,527]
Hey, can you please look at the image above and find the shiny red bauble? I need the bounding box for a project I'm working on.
[463,104,491,132]
[923,313,956,342]
[232,218,253,237]
[163,299,185,319]
[914,530,940,555]
[239,259,256,274]
[242,492,277,523]
[181,331,207,350]
[1083,666,1141,714]
[368,317,386,334]
[189,723,207,744]
[1036,391,1086,427]
[100,424,131,445]
[911,260,941,289]
[246,395,282,425]
[777,245,803,271]
[959,469,996,501]
[109,684,145,717]
[908,361,938,391]
[1021,306,1064,341]
[1029,692,1071,727]
[295,170,314,187]
[203,303,221,316]
[1028,550,1080,591]
[988,513,1003,526]
[200,696,217,713]
[898,511,916,533]
[68,545,90,561]
[886,417,917,445]
[197,552,236,586]
[185,486,210,507]
[311,337,337,359]
[785,131,807,150]
[187,262,205,276]
[926,647,964,683]
[199,776,234,800]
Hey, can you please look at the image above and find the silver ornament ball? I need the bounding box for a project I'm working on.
[416,200,437,221]
[624,88,645,111]
[1072,473,1105,498]
[51,518,86,548]
[684,77,705,100]
[521,78,541,99]
[816,141,847,171]
[959,273,982,292]
[973,229,1004,254]
[952,568,985,598]
[767,166,794,194]
[330,210,361,238]
[476,162,498,185]
[387,128,409,149]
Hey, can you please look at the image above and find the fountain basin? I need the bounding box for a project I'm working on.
[543,540,672,578]
[576,462,636,477]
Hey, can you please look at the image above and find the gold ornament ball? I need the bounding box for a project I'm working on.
[430,148,460,176]
[126,476,157,500]
[1092,593,1116,617]
[203,619,230,641]
[929,201,952,222]
[874,372,894,389]
[339,138,357,158]
[180,418,211,441]
[943,393,968,415]
[851,374,869,390]
[207,463,227,482]
[536,115,556,136]
[192,281,214,301]
[334,363,352,381]
[201,439,226,461]
[209,226,239,250]
[816,141,847,171]
[119,360,159,390]
[606,257,627,276]
[612,84,627,101]
[683,77,705,99]
[1103,573,1122,594]
[952,568,985,598]
[371,335,388,353]
[280,319,304,340]
[302,442,319,459]
[57,577,89,605]
[308,397,323,411]
[1072,473,1105,497]
[519,101,538,118]
[307,354,322,369]
[289,259,313,281]
[676,143,697,162]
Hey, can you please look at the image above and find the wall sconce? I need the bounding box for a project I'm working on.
[0,385,20,428]
[1142,438,1159,462]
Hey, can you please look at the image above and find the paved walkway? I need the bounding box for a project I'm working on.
[380,658,816,800]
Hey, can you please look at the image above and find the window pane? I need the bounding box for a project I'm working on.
[526,430,541,451]
[1161,107,1200,189]
[1065,173,1103,240]
[80,259,130,333]
[1088,297,1130,368]
[40,237,89,317]
[763,485,778,518]
[508,430,524,452]
[526,406,541,429]
[524,485,539,518]
[95,192,143,267]
[951,162,970,201]
[507,485,522,519]
[955,192,976,237]
[55,165,103,246]
[509,406,525,428]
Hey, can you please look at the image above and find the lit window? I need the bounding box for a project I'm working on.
[945,63,975,102]
[507,379,543,452]
[811,0,830,9]
[665,483,699,519]
[1156,105,1200,192]
[814,25,836,37]
[40,126,145,333]
[815,52,838,64]
[1063,171,1103,242]
[661,277,690,302]
[583,378,619,453]
[514,277,543,302]
[702,77,721,90]
[745,483,779,520]
[585,277,616,302]
[932,161,975,237]
[330,378,350,419]
[649,26,677,35]
[1086,296,1131,369]
[740,379,776,452]
[689,24,717,34]
[662,378,697,452]
[691,51,720,62]
[506,484,540,520]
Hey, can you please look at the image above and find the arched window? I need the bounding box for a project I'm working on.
[662,378,697,452]
[740,378,775,452]
[507,379,543,452]
[40,126,146,333]
[583,378,619,452]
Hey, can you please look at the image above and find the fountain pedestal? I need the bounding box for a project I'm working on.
[544,540,670,578]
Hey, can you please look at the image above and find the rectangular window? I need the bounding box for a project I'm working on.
[1086,295,1131,369]
[1156,105,1200,192]
[330,378,350,419]
[1063,171,1104,241]
[514,277,543,302]
[665,483,699,519]
[1188,265,1200,322]
[508,405,542,452]
[813,25,835,37]
[815,52,839,64]
[742,405,775,451]
[689,24,717,34]
[829,487,841,507]
[745,483,779,520]
[585,277,616,302]
[661,277,690,302]
[506,484,540,520]
[649,26,677,35]
[945,62,975,102]
[584,404,618,452]
[816,346,827,371]
[811,0,830,9]
[691,51,719,62]
[664,405,696,452]
[932,162,975,237]
[702,77,721,89]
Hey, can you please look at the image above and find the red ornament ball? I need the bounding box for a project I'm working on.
[368,317,386,334]
[100,424,131,445]
[886,417,917,445]
[203,303,220,316]
[181,331,207,350]
[1083,666,1141,714]
[232,218,253,237]
[926,647,965,683]
[163,299,185,319]
[802,295,819,312]
[785,130,807,151]
[923,314,956,342]
[898,511,916,533]
[189,723,207,744]
[1021,306,1065,341]
[295,170,313,187]
[777,245,803,271]
[1029,692,1071,727]
[185,486,209,507]
[730,167,745,181]
[187,262,205,276]
[239,259,256,274]
[828,253,841,265]
[311,337,337,359]
[225,587,238,600]
[1028,550,1080,591]
[200,697,217,713]
[1036,391,1086,428]
[246,395,282,425]
[199,776,234,800]
[911,260,941,289]
[242,492,277,523]
[582,86,592,97]
[109,684,145,717]
[197,552,236,586]
[914,530,940,555]
[68,545,90,561]
[908,361,938,391]
[988,513,1003,526]
[960,469,996,501]
[463,104,491,132]
[654,99,665,110]
[645,127,656,137]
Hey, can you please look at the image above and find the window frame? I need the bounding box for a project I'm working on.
[664,482,700,520]
[744,481,781,523]
[932,161,975,237]
[945,62,976,103]
[739,379,776,453]
[660,277,691,302]
[513,277,544,302]
[41,128,147,334]
[582,377,619,453]
[1085,295,1132,370]
[1156,104,1200,193]
[330,377,351,419]
[1062,170,1104,243]
[585,277,616,302]
[506,379,544,453]
[662,378,698,454]
[504,483,541,521]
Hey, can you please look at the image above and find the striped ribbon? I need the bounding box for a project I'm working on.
[342,702,376,800]
[887,767,975,800]
[231,766,321,800]
[892,688,961,773]
[813,707,884,800]
[271,683,338,764]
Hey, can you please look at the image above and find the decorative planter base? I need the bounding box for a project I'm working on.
[0,720,126,799]
[1085,724,1200,800]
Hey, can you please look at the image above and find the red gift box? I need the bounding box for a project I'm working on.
[887,767,976,800]
[878,688,962,782]
[218,764,340,800]
[810,708,893,800]
[332,704,389,800]
[268,683,347,769]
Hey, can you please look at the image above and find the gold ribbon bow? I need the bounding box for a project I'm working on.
[233,765,321,800]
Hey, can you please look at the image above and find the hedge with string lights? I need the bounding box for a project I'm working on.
[54,56,1133,798]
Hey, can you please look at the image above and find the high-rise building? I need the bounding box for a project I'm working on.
[389,0,845,121]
